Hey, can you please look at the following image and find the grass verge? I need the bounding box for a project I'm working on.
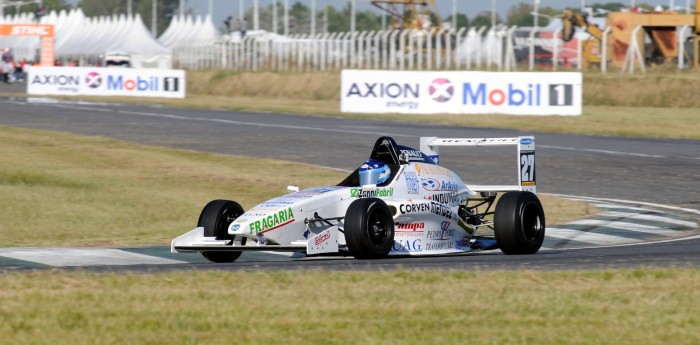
[1,269,698,344]
[0,126,588,248]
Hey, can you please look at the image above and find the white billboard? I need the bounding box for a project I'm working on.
[27,67,185,99]
[341,70,582,116]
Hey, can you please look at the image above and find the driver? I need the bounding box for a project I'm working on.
[358,159,391,186]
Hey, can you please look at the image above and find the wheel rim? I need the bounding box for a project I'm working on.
[367,208,391,250]
[521,202,543,242]
[217,206,242,239]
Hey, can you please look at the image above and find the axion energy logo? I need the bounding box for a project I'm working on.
[428,78,454,103]
[85,72,102,88]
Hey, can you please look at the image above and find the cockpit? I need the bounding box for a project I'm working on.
[337,137,436,187]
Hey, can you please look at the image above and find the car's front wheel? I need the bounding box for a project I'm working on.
[198,199,244,263]
[344,198,395,259]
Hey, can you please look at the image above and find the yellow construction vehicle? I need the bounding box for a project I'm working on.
[564,5,700,69]
[370,0,443,30]
[562,10,603,67]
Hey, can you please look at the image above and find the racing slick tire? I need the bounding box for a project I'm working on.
[198,199,244,263]
[344,198,395,259]
[494,192,545,255]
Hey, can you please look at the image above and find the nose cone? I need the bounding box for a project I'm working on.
[229,207,297,236]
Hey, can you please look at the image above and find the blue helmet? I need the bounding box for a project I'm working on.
[359,159,391,186]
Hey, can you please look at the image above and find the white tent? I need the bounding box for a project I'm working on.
[158,14,221,47]
[0,8,172,68]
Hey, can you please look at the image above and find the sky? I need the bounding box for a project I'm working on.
[185,0,692,27]
[64,0,693,28]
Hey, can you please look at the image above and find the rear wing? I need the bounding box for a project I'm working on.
[419,136,536,194]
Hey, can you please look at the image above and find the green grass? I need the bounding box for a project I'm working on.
[1,269,699,344]
[0,125,588,248]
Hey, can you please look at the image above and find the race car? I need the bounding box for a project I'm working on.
[172,136,545,262]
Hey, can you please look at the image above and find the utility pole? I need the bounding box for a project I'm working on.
[179,0,184,16]
[491,0,496,27]
[254,0,259,30]
[284,0,289,36]
[272,0,278,34]
[350,0,356,32]
[127,0,132,17]
[152,0,157,36]
[239,0,244,21]
[452,0,457,30]
[311,0,316,35]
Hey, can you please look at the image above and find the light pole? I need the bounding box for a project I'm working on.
[272,0,277,34]
[152,0,157,36]
[452,0,457,30]
[350,0,356,33]
[284,0,289,36]
[127,0,132,17]
[533,0,540,27]
[491,0,496,27]
[311,0,316,35]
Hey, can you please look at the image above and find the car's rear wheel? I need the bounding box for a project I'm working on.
[344,198,395,259]
[494,192,545,255]
[199,199,244,263]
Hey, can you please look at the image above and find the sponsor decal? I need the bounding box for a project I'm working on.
[399,149,426,162]
[314,231,331,246]
[425,192,460,205]
[520,150,536,185]
[31,74,79,86]
[463,83,542,107]
[163,77,180,92]
[399,202,430,215]
[549,84,574,106]
[520,137,534,145]
[455,235,472,250]
[430,201,453,219]
[107,75,159,92]
[426,221,455,240]
[403,172,419,194]
[441,181,458,192]
[424,241,456,251]
[428,155,439,164]
[231,224,240,231]
[392,239,422,252]
[421,178,441,191]
[10,25,51,35]
[350,187,394,198]
[429,78,454,103]
[346,82,419,99]
[387,101,419,109]
[427,229,456,240]
[85,72,101,88]
[395,222,425,232]
[414,163,452,176]
[441,221,450,231]
[249,207,295,234]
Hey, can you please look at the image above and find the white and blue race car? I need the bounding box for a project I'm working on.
[172,136,545,262]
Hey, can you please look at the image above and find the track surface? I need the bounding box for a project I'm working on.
[1,96,699,271]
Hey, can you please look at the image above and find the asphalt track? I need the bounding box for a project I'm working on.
[1,95,699,271]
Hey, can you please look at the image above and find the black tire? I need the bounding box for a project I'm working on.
[198,199,244,263]
[494,192,546,255]
[344,198,395,259]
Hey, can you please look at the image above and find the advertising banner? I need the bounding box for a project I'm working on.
[341,70,582,116]
[27,67,185,98]
[0,24,55,66]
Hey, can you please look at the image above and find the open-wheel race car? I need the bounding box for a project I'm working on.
[172,136,545,262]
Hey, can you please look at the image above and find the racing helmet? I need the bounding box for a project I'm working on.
[359,159,391,186]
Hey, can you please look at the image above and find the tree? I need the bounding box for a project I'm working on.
[471,11,500,29]
[2,0,70,16]
[506,2,558,27]
[444,13,469,30]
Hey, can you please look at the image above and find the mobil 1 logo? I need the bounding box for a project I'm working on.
[163,77,180,92]
[549,84,573,106]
